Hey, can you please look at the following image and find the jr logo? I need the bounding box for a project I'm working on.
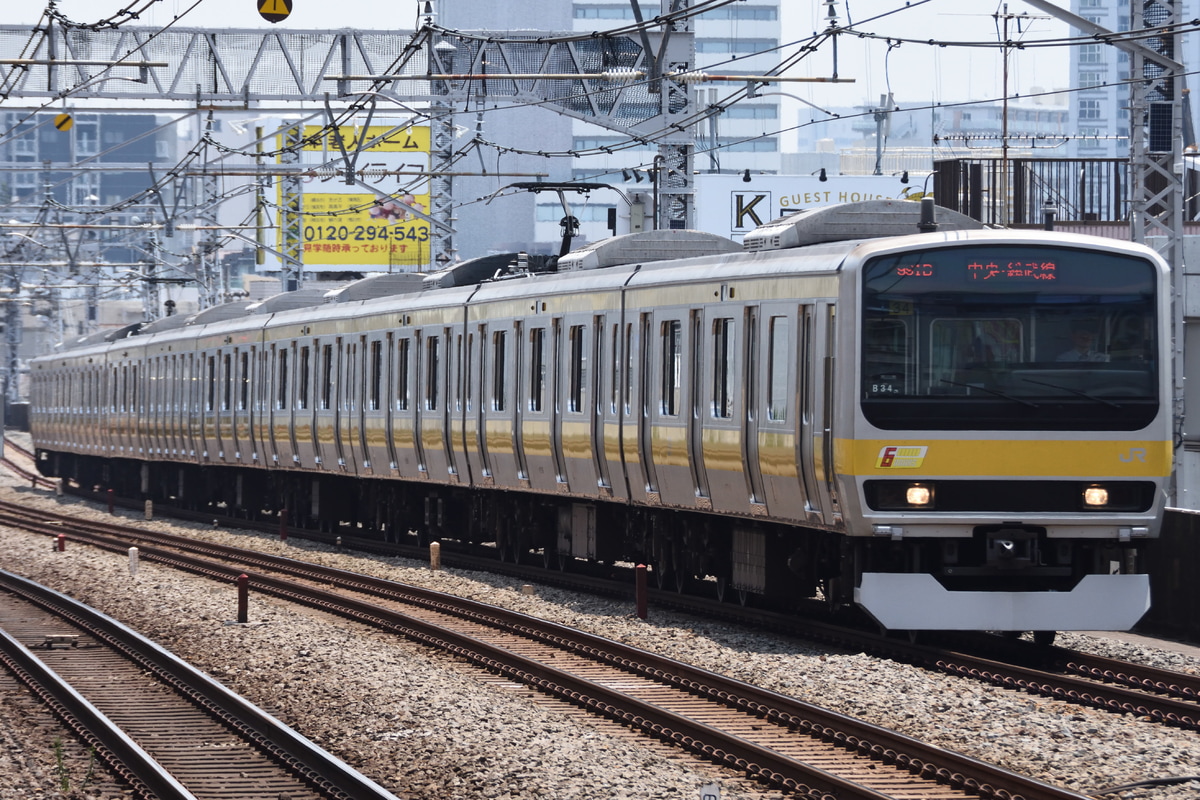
[1119,447,1148,463]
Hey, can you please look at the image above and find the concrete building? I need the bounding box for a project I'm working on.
[441,0,783,255]
[1066,0,1198,158]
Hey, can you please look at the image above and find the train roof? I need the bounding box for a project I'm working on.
[743,199,985,251]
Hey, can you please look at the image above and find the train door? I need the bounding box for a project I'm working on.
[756,304,811,522]
[359,335,378,474]
[294,343,313,466]
[340,338,361,472]
[687,310,711,508]
[520,323,555,491]
[418,327,452,480]
[512,321,530,485]
[313,342,334,469]
[591,317,615,497]
[383,334,399,472]
[412,331,429,474]
[231,350,248,461]
[620,318,652,502]
[447,330,463,482]
[646,311,692,508]
[201,353,216,460]
[797,303,840,526]
[743,309,767,510]
[698,306,750,515]
[331,338,350,470]
[462,326,488,484]
[392,335,420,477]
[251,347,268,464]
[215,350,231,460]
[603,321,630,501]
[549,320,568,488]
[558,318,599,495]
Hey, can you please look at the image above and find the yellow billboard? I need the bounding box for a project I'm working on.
[277,124,431,270]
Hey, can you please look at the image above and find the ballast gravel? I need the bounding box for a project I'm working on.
[0,475,1197,799]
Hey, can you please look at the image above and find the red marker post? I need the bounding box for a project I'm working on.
[236,574,249,624]
[635,564,648,620]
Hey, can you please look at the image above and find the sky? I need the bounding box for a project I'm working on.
[3,0,1073,109]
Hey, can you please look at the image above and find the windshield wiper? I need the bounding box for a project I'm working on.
[940,379,1039,408]
[1019,376,1122,408]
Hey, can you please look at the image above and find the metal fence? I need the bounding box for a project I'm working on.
[933,157,1135,226]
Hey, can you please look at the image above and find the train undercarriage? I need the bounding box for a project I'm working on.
[38,450,1147,631]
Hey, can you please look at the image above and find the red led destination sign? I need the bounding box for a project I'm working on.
[893,259,1058,282]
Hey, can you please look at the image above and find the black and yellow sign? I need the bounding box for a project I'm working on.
[53,113,73,132]
[258,0,292,23]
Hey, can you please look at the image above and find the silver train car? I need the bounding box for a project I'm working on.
[29,201,1173,634]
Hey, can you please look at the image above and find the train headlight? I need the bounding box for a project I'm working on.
[906,484,933,506]
[1083,485,1109,508]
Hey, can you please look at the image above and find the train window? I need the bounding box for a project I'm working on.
[569,325,586,413]
[239,351,250,411]
[661,319,681,416]
[397,338,410,411]
[298,346,311,410]
[121,365,129,413]
[465,332,475,413]
[610,324,620,414]
[321,344,334,410]
[493,330,507,411]
[205,356,215,412]
[712,318,735,419]
[768,316,789,421]
[221,354,232,411]
[277,349,289,410]
[425,336,440,411]
[624,324,633,414]
[369,340,382,411]
[454,334,464,412]
[530,328,545,412]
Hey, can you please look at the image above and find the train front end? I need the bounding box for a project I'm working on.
[844,230,1171,633]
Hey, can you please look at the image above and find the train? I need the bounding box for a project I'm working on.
[28,199,1173,635]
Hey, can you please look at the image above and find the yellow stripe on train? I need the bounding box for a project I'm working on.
[841,438,1172,478]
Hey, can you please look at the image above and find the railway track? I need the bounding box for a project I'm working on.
[0,568,399,800]
[16,470,1200,735]
[0,501,1108,800]
[0,437,55,490]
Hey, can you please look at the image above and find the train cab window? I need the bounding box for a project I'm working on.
[661,320,681,416]
[296,346,310,410]
[767,316,790,421]
[277,349,289,410]
[369,340,382,411]
[397,338,410,411]
[861,244,1160,431]
[568,325,586,413]
[530,328,545,412]
[492,330,507,412]
[321,344,334,410]
[425,336,440,411]
[712,318,735,419]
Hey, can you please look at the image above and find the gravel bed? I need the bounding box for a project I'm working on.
[0,466,1197,799]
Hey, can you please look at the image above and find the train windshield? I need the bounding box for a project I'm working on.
[860,244,1159,431]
